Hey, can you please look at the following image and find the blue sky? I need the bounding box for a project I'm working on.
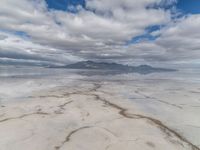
[46,0,85,11]
[177,0,200,14]
[0,0,200,66]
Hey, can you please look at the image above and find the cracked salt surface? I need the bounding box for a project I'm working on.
[0,66,200,150]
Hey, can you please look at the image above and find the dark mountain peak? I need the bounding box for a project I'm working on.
[65,61,127,70]
[137,65,153,68]
[49,61,177,75]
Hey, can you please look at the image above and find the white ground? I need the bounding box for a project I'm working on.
[0,69,200,150]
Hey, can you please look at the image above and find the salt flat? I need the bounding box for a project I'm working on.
[0,67,200,150]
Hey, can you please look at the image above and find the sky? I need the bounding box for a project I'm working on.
[0,0,200,66]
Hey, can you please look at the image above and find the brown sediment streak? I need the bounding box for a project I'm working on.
[40,83,199,150]
[54,100,73,114]
[62,91,80,97]
[189,91,200,94]
[55,126,91,150]
[61,84,100,98]
[55,125,117,150]
[28,95,64,99]
[91,83,200,150]
[156,99,183,109]
[0,112,49,123]
[135,90,183,109]
[58,100,73,110]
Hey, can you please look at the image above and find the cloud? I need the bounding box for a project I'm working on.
[0,31,83,66]
[125,14,200,65]
[155,14,200,61]
[158,0,178,6]
[0,0,199,66]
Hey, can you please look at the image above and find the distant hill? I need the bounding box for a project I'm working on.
[49,61,177,74]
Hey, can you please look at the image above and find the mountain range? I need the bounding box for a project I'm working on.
[49,61,177,74]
